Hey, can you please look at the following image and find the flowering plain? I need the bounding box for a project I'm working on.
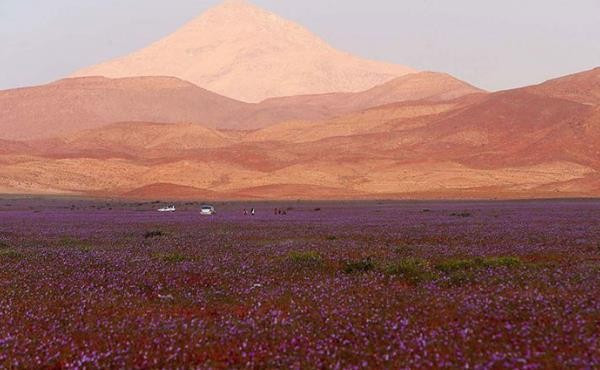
[0,199,598,368]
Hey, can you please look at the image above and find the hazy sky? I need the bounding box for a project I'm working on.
[1,0,599,91]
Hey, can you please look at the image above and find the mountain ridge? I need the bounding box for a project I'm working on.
[0,72,482,139]
[1,67,598,199]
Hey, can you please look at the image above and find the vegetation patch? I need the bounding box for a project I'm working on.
[343,257,375,274]
[59,236,93,252]
[287,251,323,268]
[450,212,472,217]
[435,256,522,273]
[153,252,189,263]
[0,248,23,260]
[435,258,477,273]
[480,256,522,268]
[144,230,165,239]
[393,243,417,255]
[446,270,476,287]
[384,258,436,283]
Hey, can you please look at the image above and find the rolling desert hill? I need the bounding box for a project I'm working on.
[244,93,486,143]
[526,67,600,105]
[420,70,600,170]
[71,0,415,102]
[0,72,482,139]
[0,76,248,140]
[122,183,230,200]
[1,68,598,199]
[31,122,237,160]
[406,91,598,167]
[252,72,483,127]
[338,71,484,108]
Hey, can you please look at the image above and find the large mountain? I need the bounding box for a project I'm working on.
[71,0,415,102]
[1,68,598,199]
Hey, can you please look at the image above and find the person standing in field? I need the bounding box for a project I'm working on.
[251,208,255,216]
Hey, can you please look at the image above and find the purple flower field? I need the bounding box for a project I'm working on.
[0,198,599,368]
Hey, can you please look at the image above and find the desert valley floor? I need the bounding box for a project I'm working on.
[0,198,598,367]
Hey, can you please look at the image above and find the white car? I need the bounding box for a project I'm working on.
[158,205,176,212]
[200,205,216,215]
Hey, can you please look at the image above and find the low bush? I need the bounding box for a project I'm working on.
[435,258,477,273]
[446,270,476,287]
[0,249,23,260]
[287,251,323,268]
[385,258,435,283]
[343,257,375,274]
[393,243,416,255]
[480,256,522,268]
[59,236,93,252]
[144,230,164,239]
[450,212,472,217]
[435,256,522,273]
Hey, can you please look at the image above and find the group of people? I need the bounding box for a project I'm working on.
[274,208,288,215]
[242,208,289,216]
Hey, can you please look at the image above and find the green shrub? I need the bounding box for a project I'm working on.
[59,236,78,245]
[385,258,435,283]
[288,251,323,267]
[0,249,22,260]
[343,257,375,274]
[435,259,477,273]
[59,237,93,252]
[154,252,188,263]
[447,270,476,287]
[435,256,522,273]
[481,256,522,268]
[393,243,415,255]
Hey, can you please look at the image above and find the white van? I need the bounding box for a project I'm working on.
[200,205,216,215]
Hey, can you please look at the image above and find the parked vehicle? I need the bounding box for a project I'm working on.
[158,205,176,212]
[200,205,216,215]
